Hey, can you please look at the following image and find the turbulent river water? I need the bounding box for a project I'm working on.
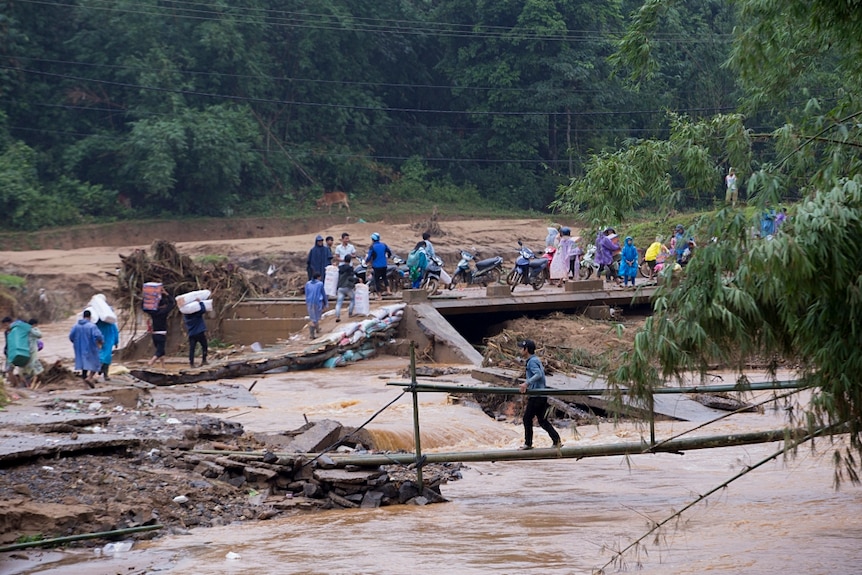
[7,359,862,575]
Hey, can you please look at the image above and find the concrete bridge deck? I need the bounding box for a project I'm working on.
[429,282,658,316]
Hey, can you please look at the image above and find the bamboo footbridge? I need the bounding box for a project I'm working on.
[199,347,829,492]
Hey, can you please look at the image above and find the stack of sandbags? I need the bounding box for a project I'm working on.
[177,289,213,314]
[142,282,162,311]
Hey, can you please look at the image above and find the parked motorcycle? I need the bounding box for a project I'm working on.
[355,256,409,294]
[420,254,450,294]
[449,249,505,289]
[506,241,547,292]
[578,244,599,280]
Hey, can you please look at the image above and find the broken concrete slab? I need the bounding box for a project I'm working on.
[313,468,385,485]
[283,419,342,454]
[401,303,484,366]
[146,383,260,411]
[0,432,140,466]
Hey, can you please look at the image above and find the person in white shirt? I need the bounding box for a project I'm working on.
[334,232,357,262]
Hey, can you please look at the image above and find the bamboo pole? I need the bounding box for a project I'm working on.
[387,380,808,396]
[320,427,835,467]
[410,343,424,490]
[0,524,163,552]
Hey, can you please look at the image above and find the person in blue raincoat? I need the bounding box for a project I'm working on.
[305,272,328,340]
[96,319,119,381]
[69,309,103,387]
[618,236,639,287]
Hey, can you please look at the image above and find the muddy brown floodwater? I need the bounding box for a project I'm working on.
[4,363,861,575]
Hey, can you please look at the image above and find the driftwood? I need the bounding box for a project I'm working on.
[688,393,759,413]
[130,328,397,386]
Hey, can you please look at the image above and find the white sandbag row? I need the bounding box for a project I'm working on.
[179,299,213,315]
[176,289,211,309]
[371,303,406,320]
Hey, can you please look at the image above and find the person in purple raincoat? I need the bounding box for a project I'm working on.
[595,227,619,283]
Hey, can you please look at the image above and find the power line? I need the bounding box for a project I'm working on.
[8,56,608,94]
[2,65,737,118]
[14,0,733,44]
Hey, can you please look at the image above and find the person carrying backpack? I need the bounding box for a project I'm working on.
[334,255,358,322]
[407,241,428,289]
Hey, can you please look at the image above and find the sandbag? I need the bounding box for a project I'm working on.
[142,282,162,311]
[354,283,370,316]
[179,299,213,315]
[324,265,339,298]
[83,306,99,323]
[7,321,31,367]
[176,289,211,309]
[89,294,117,324]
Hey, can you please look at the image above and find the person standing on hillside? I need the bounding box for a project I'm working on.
[365,232,393,298]
[144,287,174,369]
[517,339,562,450]
[305,272,328,339]
[725,168,738,206]
[69,309,103,387]
[183,301,208,368]
[307,235,330,281]
[335,232,356,263]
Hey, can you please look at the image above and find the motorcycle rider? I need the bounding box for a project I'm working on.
[365,232,393,299]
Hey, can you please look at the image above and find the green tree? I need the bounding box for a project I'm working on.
[556,0,862,481]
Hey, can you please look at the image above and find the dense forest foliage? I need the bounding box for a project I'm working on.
[0,0,740,229]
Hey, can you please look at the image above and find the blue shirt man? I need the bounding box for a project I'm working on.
[517,339,561,450]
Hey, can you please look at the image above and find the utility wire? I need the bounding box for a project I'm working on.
[1,65,737,118]
[14,0,734,44]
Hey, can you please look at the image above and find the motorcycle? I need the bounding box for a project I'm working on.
[449,249,505,289]
[578,244,599,280]
[578,243,622,280]
[356,256,409,294]
[420,254,451,294]
[506,241,547,292]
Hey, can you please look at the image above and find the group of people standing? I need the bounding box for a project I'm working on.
[304,230,437,339]
[593,227,641,287]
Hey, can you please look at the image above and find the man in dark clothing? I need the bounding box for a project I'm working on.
[183,302,208,368]
[144,288,174,369]
[334,254,358,322]
[517,339,562,450]
[307,234,330,280]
